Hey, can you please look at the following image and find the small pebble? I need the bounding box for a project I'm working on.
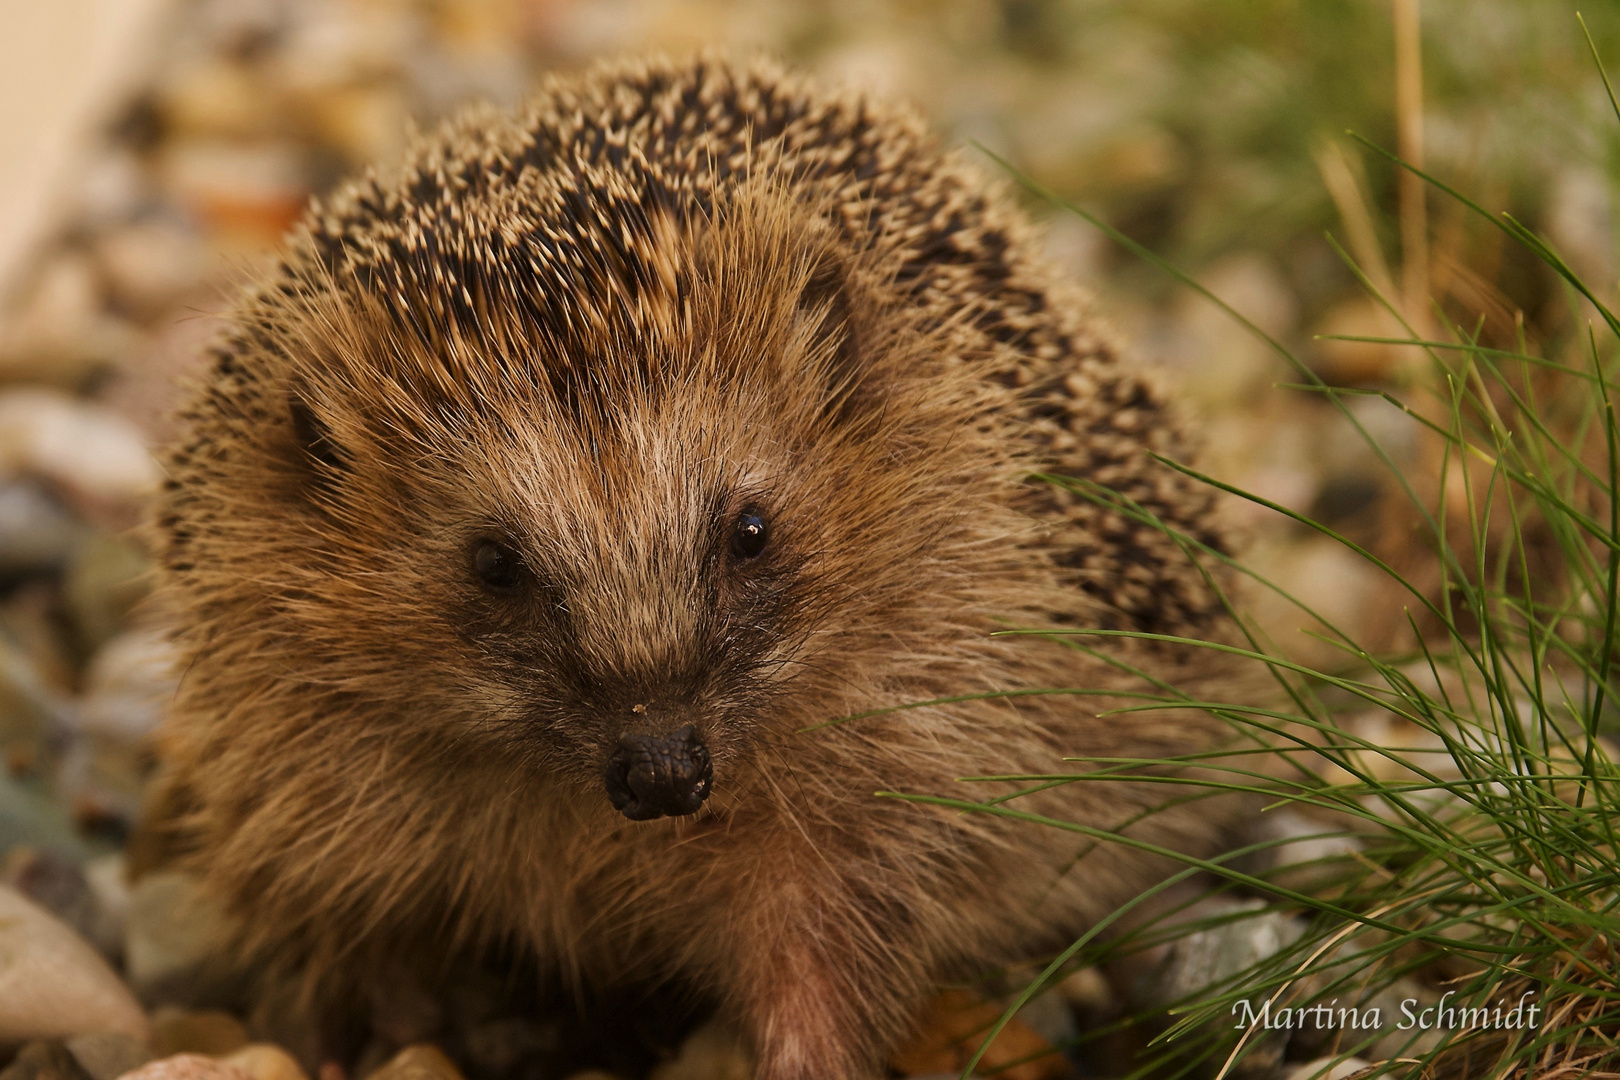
[81,629,175,738]
[304,87,410,164]
[0,1042,95,1080]
[459,1018,551,1075]
[0,254,135,388]
[0,482,84,576]
[158,141,309,249]
[889,990,1066,1080]
[364,965,444,1048]
[123,871,236,1000]
[57,629,174,830]
[1285,1057,1371,1080]
[647,1021,751,1080]
[114,1055,254,1080]
[1,846,122,961]
[1056,967,1111,1015]
[92,219,208,318]
[0,884,147,1043]
[155,57,281,141]
[149,1008,250,1058]
[0,389,160,507]
[63,1033,153,1080]
[1311,297,1406,384]
[219,1045,307,1080]
[0,772,90,861]
[1133,898,1306,1007]
[63,534,153,653]
[0,628,68,754]
[1239,808,1365,893]
[361,1047,462,1080]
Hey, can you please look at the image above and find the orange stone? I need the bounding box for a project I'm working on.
[890,989,1070,1080]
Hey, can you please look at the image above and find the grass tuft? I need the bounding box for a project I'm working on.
[917,19,1620,1080]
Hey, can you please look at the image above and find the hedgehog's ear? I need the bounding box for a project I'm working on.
[794,250,872,422]
[286,389,347,489]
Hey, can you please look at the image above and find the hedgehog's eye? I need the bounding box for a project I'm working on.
[472,539,524,590]
[731,514,768,560]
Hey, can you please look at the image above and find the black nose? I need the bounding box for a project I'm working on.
[604,724,713,821]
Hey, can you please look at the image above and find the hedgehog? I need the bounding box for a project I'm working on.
[137,55,1248,1080]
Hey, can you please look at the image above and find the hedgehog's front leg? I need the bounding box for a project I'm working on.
[727,873,934,1080]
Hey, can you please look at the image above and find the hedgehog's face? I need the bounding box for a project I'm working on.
[465,501,772,821]
[433,406,820,823]
[248,202,986,822]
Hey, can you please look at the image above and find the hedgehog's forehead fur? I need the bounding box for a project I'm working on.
[290,179,931,456]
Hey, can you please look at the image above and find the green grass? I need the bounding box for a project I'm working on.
[889,19,1620,1080]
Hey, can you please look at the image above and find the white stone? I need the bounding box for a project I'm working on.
[1245,808,1365,892]
[80,629,178,742]
[0,882,148,1042]
[1286,1056,1371,1080]
[94,219,208,316]
[0,387,161,504]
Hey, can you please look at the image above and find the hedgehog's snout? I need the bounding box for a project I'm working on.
[604,724,713,821]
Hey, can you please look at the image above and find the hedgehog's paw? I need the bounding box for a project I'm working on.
[734,934,919,1080]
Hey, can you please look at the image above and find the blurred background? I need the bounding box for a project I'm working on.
[0,0,1618,1063]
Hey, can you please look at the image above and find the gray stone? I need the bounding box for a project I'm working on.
[1,846,122,960]
[0,483,84,577]
[1146,899,1307,1005]
[0,773,89,863]
[1010,990,1077,1056]
[1127,898,1304,1080]
[1239,809,1365,893]
[63,1032,153,1080]
[0,1042,95,1080]
[79,631,177,743]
